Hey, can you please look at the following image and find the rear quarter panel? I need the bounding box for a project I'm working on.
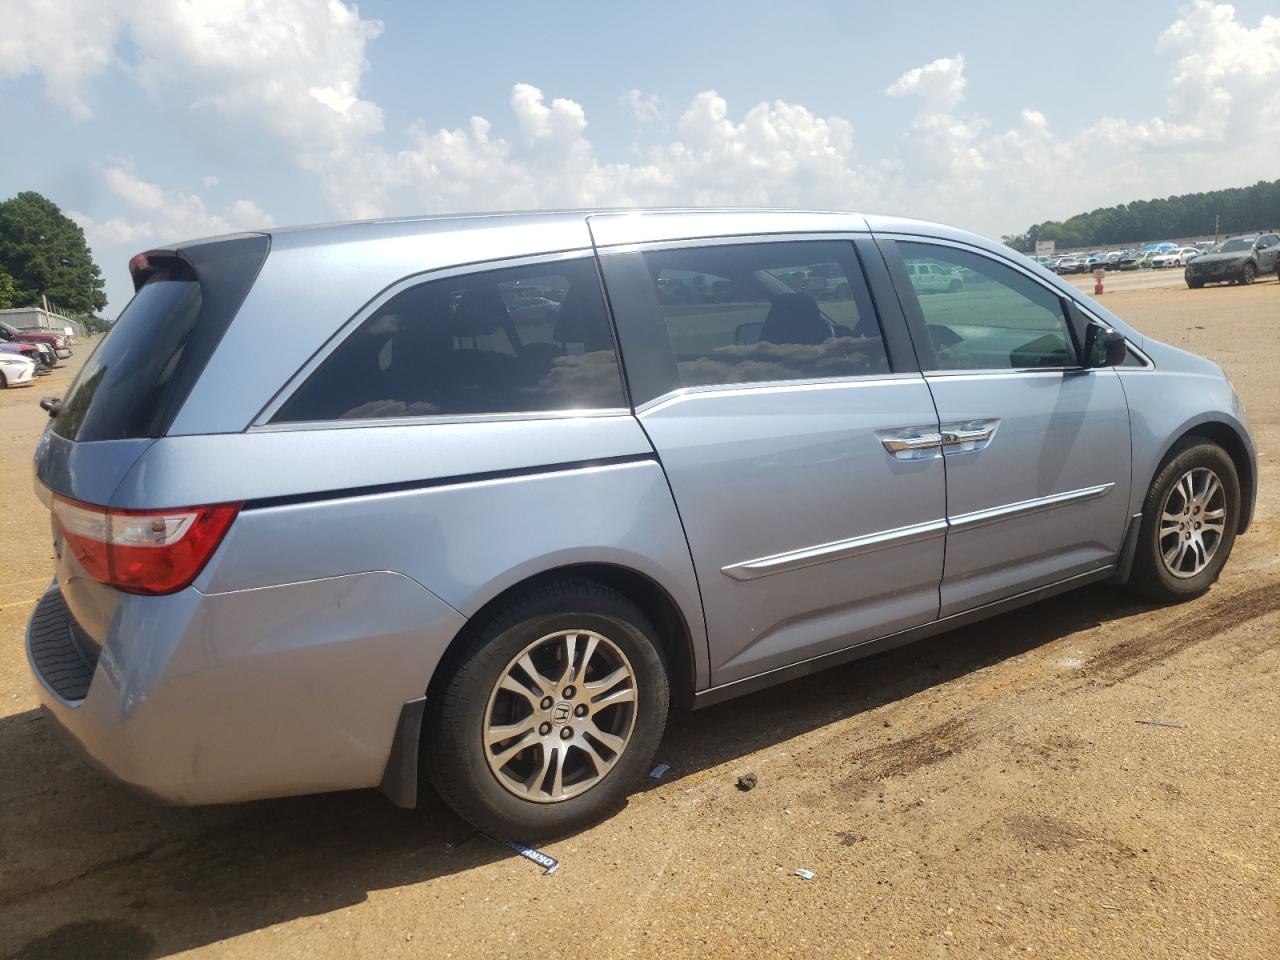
[117,417,710,691]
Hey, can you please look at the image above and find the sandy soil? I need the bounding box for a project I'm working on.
[2,273,1277,960]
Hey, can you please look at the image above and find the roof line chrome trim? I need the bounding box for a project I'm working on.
[721,518,948,581]
[591,230,870,253]
[636,372,924,416]
[948,482,1115,531]
[250,408,633,433]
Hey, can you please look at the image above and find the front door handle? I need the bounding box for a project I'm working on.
[941,427,992,445]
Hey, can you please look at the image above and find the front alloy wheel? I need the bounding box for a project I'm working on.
[1158,467,1227,579]
[1129,439,1239,602]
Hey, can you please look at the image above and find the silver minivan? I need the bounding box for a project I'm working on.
[27,210,1255,838]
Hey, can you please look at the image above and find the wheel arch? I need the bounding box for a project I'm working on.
[382,560,701,809]
[1151,420,1255,533]
[426,562,700,710]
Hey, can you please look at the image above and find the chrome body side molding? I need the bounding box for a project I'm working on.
[947,482,1114,532]
[720,482,1115,581]
[721,518,949,581]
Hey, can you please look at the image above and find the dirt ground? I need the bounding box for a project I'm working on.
[1,272,1277,960]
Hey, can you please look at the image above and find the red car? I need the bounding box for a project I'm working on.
[0,321,70,361]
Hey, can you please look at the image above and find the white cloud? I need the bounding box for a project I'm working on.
[621,89,663,125]
[71,164,274,250]
[320,85,874,219]
[0,0,123,119]
[17,0,1280,315]
[1158,0,1280,137]
[3,0,383,164]
[886,54,968,111]
[875,4,1280,230]
[127,0,384,165]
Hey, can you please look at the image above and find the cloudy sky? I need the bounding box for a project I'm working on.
[2,0,1278,314]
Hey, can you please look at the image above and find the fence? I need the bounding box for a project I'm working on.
[0,306,89,339]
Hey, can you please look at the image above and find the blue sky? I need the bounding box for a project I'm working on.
[2,0,1278,313]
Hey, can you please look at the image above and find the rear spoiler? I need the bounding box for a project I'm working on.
[129,232,268,292]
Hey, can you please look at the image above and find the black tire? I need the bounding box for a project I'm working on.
[425,578,669,840]
[1187,278,1204,289]
[1240,262,1256,285]
[1128,439,1240,603]
[0,370,7,389]
[948,279,961,293]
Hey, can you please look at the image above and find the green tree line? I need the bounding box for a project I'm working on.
[1003,179,1280,252]
[0,191,108,330]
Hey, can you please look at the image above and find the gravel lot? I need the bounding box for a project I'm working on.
[2,270,1277,960]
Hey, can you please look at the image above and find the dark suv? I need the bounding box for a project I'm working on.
[1184,234,1280,288]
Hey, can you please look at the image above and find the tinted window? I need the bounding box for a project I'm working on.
[275,258,625,423]
[898,242,1077,371]
[53,235,269,442]
[638,241,889,388]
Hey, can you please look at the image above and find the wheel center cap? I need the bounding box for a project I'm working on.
[551,701,573,725]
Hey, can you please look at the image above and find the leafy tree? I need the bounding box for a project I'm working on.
[0,270,16,309]
[1005,179,1280,252]
[0,191,107,314]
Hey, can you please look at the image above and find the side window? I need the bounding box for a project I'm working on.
[898,241,1077,371]
[275,258,625,422]
[638,241,890,388]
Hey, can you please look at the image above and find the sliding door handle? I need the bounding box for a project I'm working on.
[881,433,942,453]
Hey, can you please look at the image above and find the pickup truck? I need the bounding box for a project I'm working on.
[0,321,70,361]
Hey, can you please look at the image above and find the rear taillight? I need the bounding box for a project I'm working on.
[52,496,241,595]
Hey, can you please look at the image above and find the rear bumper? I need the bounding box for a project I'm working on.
[27,573,466,805]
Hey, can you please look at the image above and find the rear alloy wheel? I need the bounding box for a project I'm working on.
[483,629,638,803]
[1129,440,1239,602]
[1240,262,1256,285]
[426,578,669,840]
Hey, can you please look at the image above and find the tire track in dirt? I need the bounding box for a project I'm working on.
[1080,578,1280,685]
[837,715,975,797]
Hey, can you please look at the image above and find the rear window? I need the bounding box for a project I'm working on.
[274,257,626,423]
[53,235,269,442]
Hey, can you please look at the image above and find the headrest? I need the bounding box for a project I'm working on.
[450,284,508,338]
[760,293,828,345]
[552,285,611,351]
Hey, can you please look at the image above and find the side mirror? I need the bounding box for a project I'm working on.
[39,396,61,417]
[1084,324,1127,368]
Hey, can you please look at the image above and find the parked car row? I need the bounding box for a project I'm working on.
[1036,240,1223,274]
[0,321,69,387]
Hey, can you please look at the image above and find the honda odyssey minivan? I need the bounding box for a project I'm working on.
[28,210,1255,838]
